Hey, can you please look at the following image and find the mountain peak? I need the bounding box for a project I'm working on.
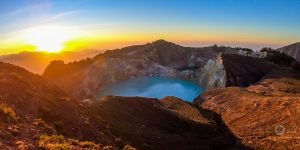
[152,39,169,45]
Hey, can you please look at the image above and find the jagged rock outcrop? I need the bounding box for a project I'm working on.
[198,54,278,89]
[198,55,226,90]
[277,42,300,63]
[194,74,300,149]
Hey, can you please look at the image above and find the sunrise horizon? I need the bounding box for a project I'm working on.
[0,0,300,55]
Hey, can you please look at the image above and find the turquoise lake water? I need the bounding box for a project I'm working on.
[98,77,204,102]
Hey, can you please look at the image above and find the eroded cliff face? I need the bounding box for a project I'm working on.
[198,55,226,90]
[198,54,279,90]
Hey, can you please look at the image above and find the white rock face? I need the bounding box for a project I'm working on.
[198,55,226,89]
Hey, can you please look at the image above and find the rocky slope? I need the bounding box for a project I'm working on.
[194,74,300,149]
[161,96,210,124]
[194,49,300,149]
[0,62,244,149]
[277,42,300,63]
[43,40,258,100]
[85,96,243,150]
[0,62,91,149]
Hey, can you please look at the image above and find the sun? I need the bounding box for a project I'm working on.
[21,25,74,52]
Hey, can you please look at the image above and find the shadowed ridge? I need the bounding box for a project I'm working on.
[221,54,277,87]
[87,96,250,149]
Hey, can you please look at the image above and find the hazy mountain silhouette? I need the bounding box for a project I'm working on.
[0,49,102,74]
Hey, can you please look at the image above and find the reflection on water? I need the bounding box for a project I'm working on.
[98,77,204,101]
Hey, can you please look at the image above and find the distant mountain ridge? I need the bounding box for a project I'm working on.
[0,49,102,74]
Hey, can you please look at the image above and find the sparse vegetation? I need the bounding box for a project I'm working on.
[123,145,137,150]
[33,118,56,134]
[219,45,254,52]
[43,58,93,79]
[38,135,100,150]
[260,47,300,70]
[260,47,275,53]
[0,102,18,122]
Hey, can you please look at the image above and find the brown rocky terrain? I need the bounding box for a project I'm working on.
[0,62,99,149]
[194,50,300,149]
[0,62,245,149]
[195,74,300,149]
[85,96,244,150]
[161,96,209,124]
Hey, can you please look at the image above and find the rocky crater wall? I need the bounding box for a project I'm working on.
[43,40,264,100]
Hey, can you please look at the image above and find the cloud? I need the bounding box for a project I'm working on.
[5,3,52,17]
[42,10,89,23]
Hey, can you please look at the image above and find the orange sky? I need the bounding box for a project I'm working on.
[0,0,299,54]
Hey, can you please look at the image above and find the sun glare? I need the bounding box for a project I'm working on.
[21,25,75,52]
